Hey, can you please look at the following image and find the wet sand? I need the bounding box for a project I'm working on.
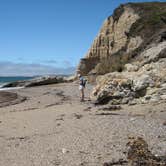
[0,91,26,108]
[0,83,165,166]
[0,91,18,103]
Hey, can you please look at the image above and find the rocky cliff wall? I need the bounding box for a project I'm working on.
[78,2,166,105]
[77,2,166,75]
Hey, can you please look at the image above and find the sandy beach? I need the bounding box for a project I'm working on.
[0,82,166,166]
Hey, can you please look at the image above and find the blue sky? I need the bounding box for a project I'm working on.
[0,0,165,76]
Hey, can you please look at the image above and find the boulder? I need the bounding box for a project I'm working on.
[91,62,166,104]
[132,74,154,92]
[125,63,139,72]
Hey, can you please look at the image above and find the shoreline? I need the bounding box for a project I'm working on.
[0,86,24,91]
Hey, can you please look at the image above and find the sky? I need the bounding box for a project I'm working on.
[0,0,165,76]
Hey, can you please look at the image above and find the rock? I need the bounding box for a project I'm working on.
[91,66,166,104]
[127,36,143,53]
[146,88,159,95]
[62,148,69,154]
[113,91,126,98]
[140,42,166,65]
[129,118,137,121]
[160,95,166,100]
[103,159,127,166]
[109,99,122,105]
[127,137,166,165]
[95,90,111,105]
[92,76,131,104]
[103,137,166,165]
[125,63,139,72]
[161,83,166,88]
[160,88,166,95]
[64,75,76,82]
[133,74,153,92]
[128,100,137,106]
[150,95,161,102]
[2,76,67,88]
[144,95,151,100]
[121,98,130,104]
[98,105,121,111]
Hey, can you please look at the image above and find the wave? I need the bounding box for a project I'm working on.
[0,86,24,91]
[0,83,7,88]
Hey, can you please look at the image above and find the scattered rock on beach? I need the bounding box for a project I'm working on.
[98,105,121,111]
[103,137,166,166]
[163,121,166,126]
[83,107,92,111]
[103,159,127,166]
[127,137,166,165]
[73,113,83,119]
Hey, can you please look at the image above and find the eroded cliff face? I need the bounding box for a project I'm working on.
[77,5,141,75]
[78,2,166,105]
[77,2,166,75]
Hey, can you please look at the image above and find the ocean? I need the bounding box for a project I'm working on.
[0,76,34,88]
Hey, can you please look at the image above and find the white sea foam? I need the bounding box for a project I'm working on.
[0,87,24,91]
[0,83,7,88]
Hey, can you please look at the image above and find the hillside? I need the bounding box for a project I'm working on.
[77,2,166,105]
[78,2,166,75]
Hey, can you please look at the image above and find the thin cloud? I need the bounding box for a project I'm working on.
[17,57,24,61]
[0,61,75,76]
[41,60,57,64]
[63,60,72,67]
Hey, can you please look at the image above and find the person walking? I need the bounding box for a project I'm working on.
[78,74,87,102]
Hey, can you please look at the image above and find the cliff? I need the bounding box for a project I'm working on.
[78,2,166,105]
[77,2,166,75]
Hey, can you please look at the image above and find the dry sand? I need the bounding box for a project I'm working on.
[0,83,165,166]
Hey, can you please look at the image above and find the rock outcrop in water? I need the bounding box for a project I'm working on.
[2,76,70,88]
[77,2,166,105]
